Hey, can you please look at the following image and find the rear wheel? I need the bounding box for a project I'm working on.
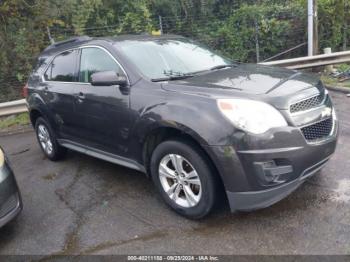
[150,139,218,219]
[35,117,66,161]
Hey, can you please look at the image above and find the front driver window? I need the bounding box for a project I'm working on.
[79,47,123,83]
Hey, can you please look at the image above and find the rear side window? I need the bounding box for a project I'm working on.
[44,50,78,82]
[79,47,124,83]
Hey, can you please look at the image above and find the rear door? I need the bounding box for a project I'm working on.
[72,46,131,156]
[42,49,79,139]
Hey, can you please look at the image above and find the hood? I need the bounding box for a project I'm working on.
[161,64,323,108]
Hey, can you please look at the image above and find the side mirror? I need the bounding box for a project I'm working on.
[90,71,127,86]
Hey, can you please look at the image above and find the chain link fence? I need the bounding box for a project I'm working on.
[1,3,350,102]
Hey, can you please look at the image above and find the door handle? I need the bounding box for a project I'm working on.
[76,92,85,103]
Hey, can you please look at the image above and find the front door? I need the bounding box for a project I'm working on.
[72,46,131,156]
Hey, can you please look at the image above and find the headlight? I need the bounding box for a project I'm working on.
[0,148,4,167]
[217,99,288,134]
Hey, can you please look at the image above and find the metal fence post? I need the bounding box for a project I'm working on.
[324,47,333,73]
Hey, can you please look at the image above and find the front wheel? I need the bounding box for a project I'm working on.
[150,139,218,219]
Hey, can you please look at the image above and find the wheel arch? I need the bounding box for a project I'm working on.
[27,93,56,129]
[141,125,224,189]
[29,108,42,127]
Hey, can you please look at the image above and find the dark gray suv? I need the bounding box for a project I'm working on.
[25,35,338,219]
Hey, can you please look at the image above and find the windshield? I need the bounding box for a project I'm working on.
[115,38,232,80]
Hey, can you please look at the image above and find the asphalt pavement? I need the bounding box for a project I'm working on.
[0,90,349,255]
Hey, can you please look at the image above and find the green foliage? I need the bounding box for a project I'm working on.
[0,113,30,129]
[0,0,349,102]
[317,0,350,50]
[337,63,350,73]
[209,4,304,61]
[167,2,305,62]
[71,0,103,35]
[0,0,66,101]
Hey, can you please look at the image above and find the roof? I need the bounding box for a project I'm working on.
[103,34,185,42]
[42,34,185,55]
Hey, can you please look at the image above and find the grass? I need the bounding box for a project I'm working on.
[321,63,350,89]
[321,75,350,89]
[0,113,30,130]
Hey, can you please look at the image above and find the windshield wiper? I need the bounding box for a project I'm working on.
[210,64,238,71]
[151,69,195,82]
[151,64,238,82]
[151,74,195,82]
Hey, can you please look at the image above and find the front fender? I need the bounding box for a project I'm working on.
[133,99,235,147]
[129,99,245,192]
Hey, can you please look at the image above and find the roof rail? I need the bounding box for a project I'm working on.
[44,36,91,51]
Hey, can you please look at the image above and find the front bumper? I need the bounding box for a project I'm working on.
[205,117,338,212]
[0,160,22,228]
[226,156,330,211]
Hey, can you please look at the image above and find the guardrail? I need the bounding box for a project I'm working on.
[1,49,350,117]
[0,99,27,117]
[260,50,350,69]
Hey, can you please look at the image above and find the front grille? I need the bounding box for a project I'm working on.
[301,117,333,142]
[0,194,18,218]
[290,94,324,113]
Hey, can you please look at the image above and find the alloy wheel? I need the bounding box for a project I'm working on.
[37,124,53,155]
[158,154,202,208]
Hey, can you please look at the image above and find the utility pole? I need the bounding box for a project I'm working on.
[159,15,163,35]
[308,0,313,56]
[313,0,319,55]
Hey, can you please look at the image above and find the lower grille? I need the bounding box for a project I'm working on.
[301,117,333,142]
[0,194,18,218]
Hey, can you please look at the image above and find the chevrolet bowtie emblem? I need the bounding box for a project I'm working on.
[321,107,332,118]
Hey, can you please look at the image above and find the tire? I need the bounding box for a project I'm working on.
[150,139,218,219]
[35,117,66,161]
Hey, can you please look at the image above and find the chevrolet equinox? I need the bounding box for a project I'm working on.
[25,35,338,219]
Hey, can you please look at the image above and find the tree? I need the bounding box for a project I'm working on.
[0,0,348,102]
